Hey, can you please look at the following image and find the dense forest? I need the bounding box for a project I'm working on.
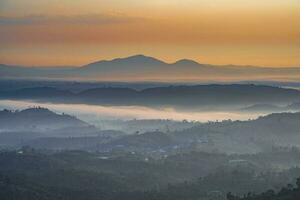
[228,178,300,200]
[1,149,300,200]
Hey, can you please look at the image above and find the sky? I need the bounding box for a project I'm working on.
[0,0,300,67]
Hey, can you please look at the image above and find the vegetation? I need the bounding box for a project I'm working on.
[1,149,300,200]
[228,178,300,200]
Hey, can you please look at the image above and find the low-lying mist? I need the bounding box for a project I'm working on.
[0,100,263,125]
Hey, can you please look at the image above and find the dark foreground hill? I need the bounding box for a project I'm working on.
[1,150,300,200]
[229,178,300,200]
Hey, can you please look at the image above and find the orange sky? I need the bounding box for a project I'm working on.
[0,0,300,67]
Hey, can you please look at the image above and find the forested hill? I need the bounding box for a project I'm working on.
[228,178,300,200]
[0,107,89,131]
[2,84,300,108]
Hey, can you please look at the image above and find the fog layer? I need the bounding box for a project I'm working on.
[0,100,262,124]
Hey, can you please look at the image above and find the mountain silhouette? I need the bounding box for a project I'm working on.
[1,54,300,81]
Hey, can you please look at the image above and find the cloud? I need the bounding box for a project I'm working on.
[0,14,143,26]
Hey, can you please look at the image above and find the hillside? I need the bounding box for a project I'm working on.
[98,112,300,155]
[0,107,88,131]
[0,107,103,148]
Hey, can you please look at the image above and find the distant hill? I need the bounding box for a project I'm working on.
[287,102,300,111]
[241,102,300,113]
[2,107,300,154]
[99,112,300,154]
[241,104,284,112]
[174,112,300,153]
[0,107,89,131]
[2,84,300,108]
[0,107,128,148]
[101,131,175,152]
[1,55,300,81]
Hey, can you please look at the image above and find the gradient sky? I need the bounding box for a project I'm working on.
[0,0,300,67]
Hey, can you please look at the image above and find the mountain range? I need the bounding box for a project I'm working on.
[1,55,300,81]
[2,84,300,109]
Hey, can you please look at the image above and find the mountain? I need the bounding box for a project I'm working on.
[1,55,300,81]
[76,55,206,81]
[81,55,167,72]
[173,59,200,66]
[71,55,300,81]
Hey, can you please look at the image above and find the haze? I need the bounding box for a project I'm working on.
[0,100,261,124]
[2,1,300,200]
[1,0,300,67]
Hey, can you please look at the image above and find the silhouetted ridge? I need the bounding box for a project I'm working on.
[83,54,166,68]
[78,87,138,97]
[2,84,300,107]
[174,59,200,66]
[113,54,166,64]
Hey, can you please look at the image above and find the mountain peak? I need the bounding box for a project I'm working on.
[83,54,166,68]
[126,54,150,59]
[112,54,166,65]
[174,59,200,66]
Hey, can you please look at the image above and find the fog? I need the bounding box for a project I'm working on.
[0,100,262,125]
